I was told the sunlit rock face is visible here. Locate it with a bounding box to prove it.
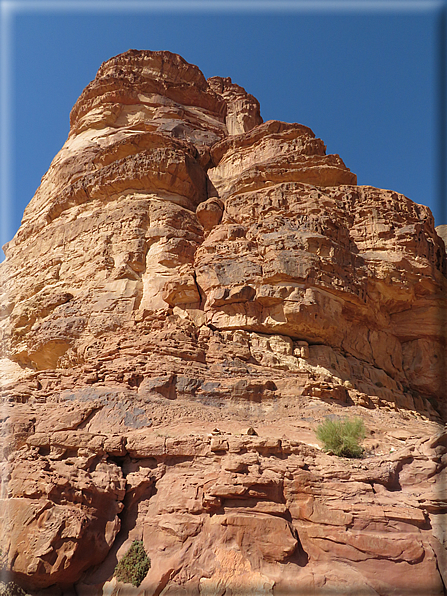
[1,50,446,596]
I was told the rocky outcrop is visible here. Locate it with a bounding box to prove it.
[1,398,446,595]
[0,50,446,595]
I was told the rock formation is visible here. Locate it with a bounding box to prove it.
[0,49,446,595]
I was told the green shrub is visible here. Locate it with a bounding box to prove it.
[114,540,150,587]
[0,582,28,596]
[316,417,366,458]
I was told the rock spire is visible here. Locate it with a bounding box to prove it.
[0,50,446,595]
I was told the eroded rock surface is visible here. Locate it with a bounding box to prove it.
[0,49,446,595]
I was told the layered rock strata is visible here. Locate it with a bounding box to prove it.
[0,49,446,595]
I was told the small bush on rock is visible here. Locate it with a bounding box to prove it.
[114,540,150,587]
[316,417,366,458]
[0,582,28,596]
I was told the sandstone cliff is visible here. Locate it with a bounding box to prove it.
[0,49,446,596]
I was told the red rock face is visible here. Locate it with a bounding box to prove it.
[0,50,446,595]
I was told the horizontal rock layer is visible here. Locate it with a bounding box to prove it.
[1,397,446,595]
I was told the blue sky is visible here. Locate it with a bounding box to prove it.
[1,1,446,259]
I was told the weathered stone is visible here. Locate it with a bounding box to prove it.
[0,49,446,596]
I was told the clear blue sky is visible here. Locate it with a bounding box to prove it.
[1,1,446,260]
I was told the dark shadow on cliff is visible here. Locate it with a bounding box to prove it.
[75,456,156,591]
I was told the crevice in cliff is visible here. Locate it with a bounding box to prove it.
[385,456,412,492]
[434,549,447,595]
[192,269,206,311]
[283,510,309,567]
[77,453,156,591]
